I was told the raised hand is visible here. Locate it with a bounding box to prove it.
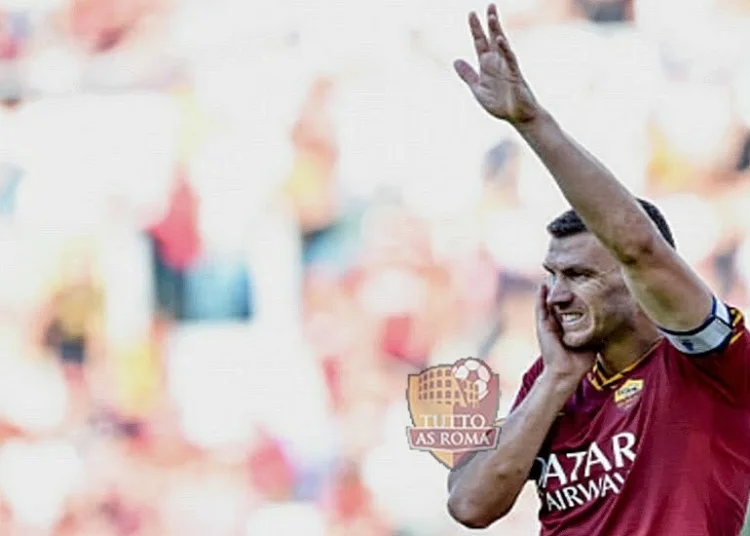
[454,4,539,124]
[535,284,596,388]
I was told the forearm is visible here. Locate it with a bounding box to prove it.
[515,108,657,262]
[447,371,574,528]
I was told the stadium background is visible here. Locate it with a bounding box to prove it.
[0,0,750,534]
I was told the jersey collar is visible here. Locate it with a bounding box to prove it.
[587,337,663,391]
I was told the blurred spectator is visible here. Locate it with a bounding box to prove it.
[147,168,201,321]
[36,240,105,375]
[64,0,163,53]
[284,76,340,236]
[247,429,296,502]
[575,0,634,22]
[352,200,453,370]
[321,460,391,536]
[0,9,28,61]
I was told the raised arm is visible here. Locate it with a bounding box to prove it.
[454,4,713,333]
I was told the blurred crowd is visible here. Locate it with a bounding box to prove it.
[1,0,750,534]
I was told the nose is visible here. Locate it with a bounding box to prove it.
[546,279,574,309]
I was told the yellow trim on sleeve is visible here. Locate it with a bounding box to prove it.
[730,331,744,346]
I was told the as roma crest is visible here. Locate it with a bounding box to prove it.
[614,378,644,411]
[406,358,501,469]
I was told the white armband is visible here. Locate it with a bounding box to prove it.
[658,297,733,355]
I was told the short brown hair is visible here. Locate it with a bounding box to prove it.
[546,198,676,249]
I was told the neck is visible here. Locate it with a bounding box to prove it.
[598,315,662,375]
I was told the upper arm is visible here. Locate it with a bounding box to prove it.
[621,233,714,333]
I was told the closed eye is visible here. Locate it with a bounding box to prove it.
[563,268,587,279]
[543,265,596,281]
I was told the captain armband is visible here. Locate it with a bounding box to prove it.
[658,297,734,356]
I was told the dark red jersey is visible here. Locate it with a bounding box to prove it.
[512,304,750,536]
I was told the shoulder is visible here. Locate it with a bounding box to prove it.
[728,305,748,335]
[722,305,748,350]
[660,303,750,404]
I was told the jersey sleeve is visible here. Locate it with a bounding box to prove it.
[508,357,545,413]
[670,302,750,404]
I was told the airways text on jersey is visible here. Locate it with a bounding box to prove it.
[534,432,638,513]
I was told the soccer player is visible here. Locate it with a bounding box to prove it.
[446,5,750,535]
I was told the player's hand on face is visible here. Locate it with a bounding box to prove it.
[454,4,539,124]
[535,284,596,388]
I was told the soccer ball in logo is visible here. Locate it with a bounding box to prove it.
[452,358,491,401]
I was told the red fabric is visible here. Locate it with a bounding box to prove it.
[148,174,201,271]
[321,355,343,412]
[247,435,296,500]
[324,466,372,522]
[332,480,369,521]
[379,314,429,369]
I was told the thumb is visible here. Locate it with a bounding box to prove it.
[454,59,479,87]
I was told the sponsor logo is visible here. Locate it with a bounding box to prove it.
[406,358,501,469]
[535,432,638,513]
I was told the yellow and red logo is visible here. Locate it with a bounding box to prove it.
[614,378,644,410]
[406,358,501,469]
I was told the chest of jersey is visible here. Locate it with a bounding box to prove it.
[531,354,675,518]
[528,325,750,535]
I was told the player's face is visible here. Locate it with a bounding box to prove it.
[543,233,638,350]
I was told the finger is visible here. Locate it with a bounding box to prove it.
[453,59,479,87]
[487,4,504,44]
[536,284,549,322]
[468,11,490,58]
[496,36,522,77]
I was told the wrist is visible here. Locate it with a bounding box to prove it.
[536,368,582,398]
[511,105,554,135]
